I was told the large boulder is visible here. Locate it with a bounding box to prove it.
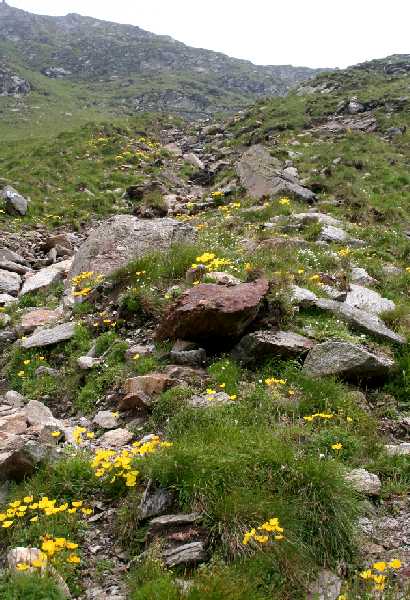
[232,330,315,364]
[68,216,196,280]
[1,185,28,216]
[314,298,405,344]
[156,279,269,343]
[236,145,315,201]
[303,341,396,379]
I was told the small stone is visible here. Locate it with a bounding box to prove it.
[1,185,28,216]
[4,391,25,408]
[0,269,21,295]
[162,541,206,568]
[139,483,174,520]
[188,391,233,408]
[206,271,241,286]
[77,356,102,370]
[120,374,175,410]
[93,411,118,430]
[345,468,381,495]
[98,428,133,447]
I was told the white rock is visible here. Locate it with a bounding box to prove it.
[344,284,395,315]
[24,400,61,428]
[0,269,21,295]
[93,411,118,430]
[385,443,410,456]
[345,468,381,495]
[99,428,133,447]
[351,267,378,286]
[20,259,72,296]
[77,356,102,370]
[290,285,318,306]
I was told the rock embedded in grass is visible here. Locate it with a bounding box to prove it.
[0,269,21,295]
[232,330,315,364]
[303,341,396,379]
[345,468,382,495]
[1,185,28,216]
[156,279,269,343]
[20,321,77,349]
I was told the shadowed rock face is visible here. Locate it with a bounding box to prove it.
[232,330,315,364]
[156,279,269,343]
[68,215,196,280]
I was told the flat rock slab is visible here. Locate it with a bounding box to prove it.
[314,298,405,344]
[318,225,364,246]
[236,144,315,201]
[290,285,318,307]
[0,269,21,295]
[344,284,395,315]
[351,267,378,286]
[0,293,18,306]
[303,341,396,379]
[345,468,381,495]
[290,212,343,228]
[139,485,174,520]
[68,215,196,279]
[162,541,206,568]
[156,279,269,342]
[21,321,76,349]
[20,308,62,334]
[385,443,410,456]
[20,259,72,296]
[232,330,315,364]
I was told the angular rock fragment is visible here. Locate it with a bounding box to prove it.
[98,428,133,448]
[1,185,28,216]
[21,321,76,349]
[156,279,269,342]
[344,284,395,315]
[345,468,381,495]
[303,341,396,379]
[232,330,315,364]
[314,298,405,344]
[0,269,21,295]
[19,308,62,334]
[20,259,72,296]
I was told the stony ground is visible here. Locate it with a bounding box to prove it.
[0,58,410,599]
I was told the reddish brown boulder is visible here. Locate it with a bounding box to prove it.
[120,374,175,410]
[156,279,269,342]
[20,308,62,334]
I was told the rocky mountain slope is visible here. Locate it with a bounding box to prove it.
[0,1,324,135]
[0,56,410,598]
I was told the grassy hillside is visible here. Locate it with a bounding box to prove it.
[0,56,410,599]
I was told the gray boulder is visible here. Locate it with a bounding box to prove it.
[236,145,315,201]
[232,330,315,364]
[1,186,28,216]
[318,225,364,246]
[345,468,381,495]
[21,321,76,349]
[351,267,378,286]
[68,216,196,280]
[314,298,405,344]
[0,269,21,295]
[303,341,396,379]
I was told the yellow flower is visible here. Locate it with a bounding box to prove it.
[229,395,237,400]
[331,443,343,451]
[16,563,29,571]
[359,569,373,580]
[86,432,95,439]
[24,496,33,504]
[206,389,216,395]
[219,383,226,389]
[278,197,290,205]
[66,542,79,550]
[373,561,386,572]
[51,431,61,437]
[372,574,386,584]
[388,559,402,569]
[254,535,269,543]
[30,516,39,523]
[32,559,45,568]
[81,508,93,516]
[23,359,31,365]
[2,521,13,528]
[132,354,140,360]
[71,501,83,508]
[67,554,81,564]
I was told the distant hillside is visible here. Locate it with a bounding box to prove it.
[0,1,328,139]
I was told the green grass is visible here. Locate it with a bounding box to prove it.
[0,573,65,600]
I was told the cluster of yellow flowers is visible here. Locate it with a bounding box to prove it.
[16,355,45,379]
[92,311,117,330]
[338,247,351,258]
[211,191,224,198]
[0,497,92,530]
[359,559,402,592]
[72,426,95,445]
[304,412,353,423]
[192,252,232,272]
[265,377,287,386]
[206,386,237,401]
[16,536,81,572]
[91,436,173,488]
[243,517,285,545]
[278,197,291,205]
[72,271,103,298]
